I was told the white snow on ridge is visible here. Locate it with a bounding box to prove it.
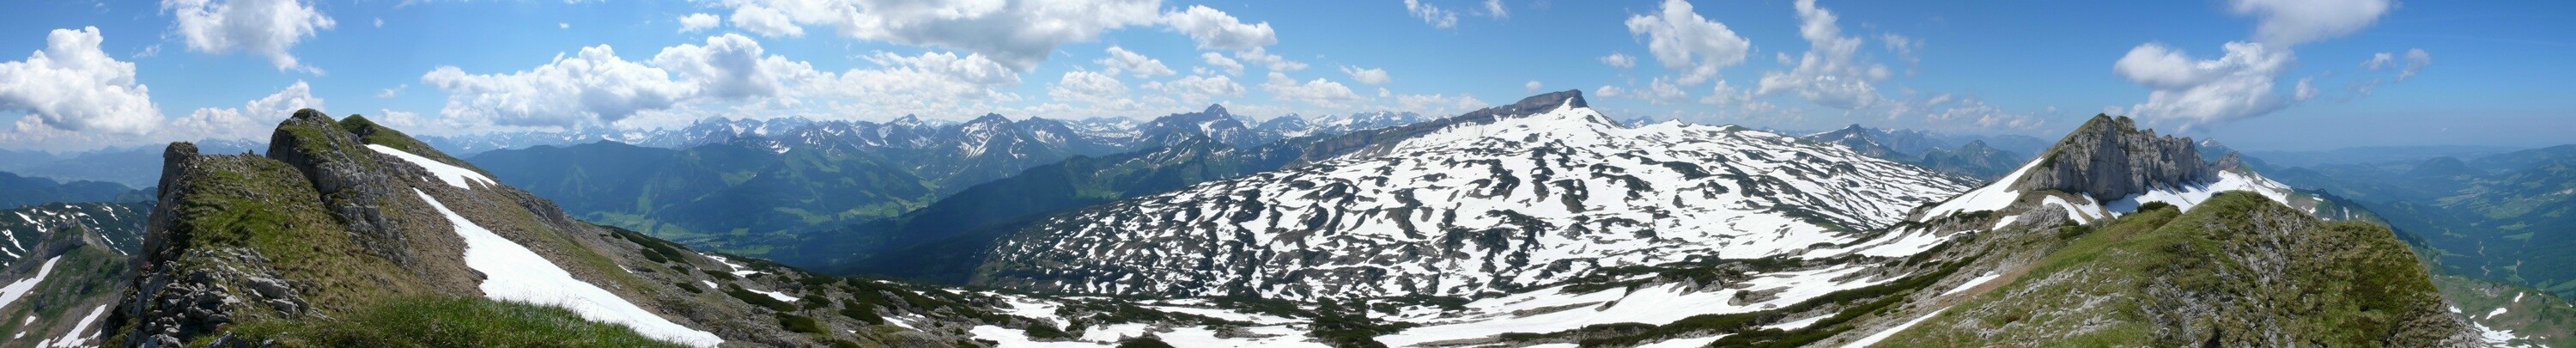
[2041,195,2099,223]
[2103,171,2293,214]
[0,256,63,310]
[411,189,723,347]
[1917,158,2044,220]
[368,144,496,189]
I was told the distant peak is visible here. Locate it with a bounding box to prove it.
[2016,113,2218,201]
[969,113,1011,123]
[1203,104,1229,115]
[1511,89,1587,112]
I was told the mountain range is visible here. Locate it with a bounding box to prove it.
[0,89,2543,347]
[465,106,1425,259]
[1800,125,2044,180]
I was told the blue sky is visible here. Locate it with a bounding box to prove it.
[0,0,2569,152]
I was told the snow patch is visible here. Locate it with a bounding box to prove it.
[412,189,722,347]
[38,304,107,348]
[1918,159,2044,219]
[705,255,762,277]
[368,144,496,189]
[1840,306,1949,348]
[2103,171,2292,214]
[0,256,63,309]
[1942,273,2002,296]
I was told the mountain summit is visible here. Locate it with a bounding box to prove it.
[969,90,1971,301]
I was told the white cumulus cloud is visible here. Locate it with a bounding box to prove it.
[1599,52,1636,69]
[2231,0,2392,46]
[421,45,696,128]
[1098,46,1175,78]
[1341,66,1391,85]
[1755,0,1890,110]
[650,34,797,100]
[1625,0,1751,85]
[729,4,802,37]
[1525,80,1541,92]
[1261,71,1362,107]
[1201,52,1243,76]
[1234,46,1305,71]
[1144,74,1243,106]
[0,27,162,137]
[178,80,323,141]
[1163,5,1276,50]
[678,13,721,33]
[713,0,1163,70]
[162,0,337,73]
[1048,70,1129,105]
[1404,0,1459,28]
[2114,41,2293,124]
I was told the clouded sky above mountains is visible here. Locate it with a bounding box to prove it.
[0,0,2567,152]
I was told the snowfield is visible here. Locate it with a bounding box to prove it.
[1378,265,1893,346]
[411,189,723,347]
[988,100,1968,301]
[0,256,61,309]
[2102,170,2294,214]
[369,144,496,189]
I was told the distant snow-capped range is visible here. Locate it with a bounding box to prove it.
[415,107,1431,156]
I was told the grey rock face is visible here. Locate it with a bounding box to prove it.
[2012,115,2217,201]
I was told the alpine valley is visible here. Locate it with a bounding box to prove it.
[0,89,2545,347]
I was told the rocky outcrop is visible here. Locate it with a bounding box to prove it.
[264,110,422,267]
[2012,115,2218,201]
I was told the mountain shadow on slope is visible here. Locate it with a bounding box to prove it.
[800,137,1311,283]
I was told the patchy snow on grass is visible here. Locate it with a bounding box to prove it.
[1942,272,2002,296]
[413,189,722,347]
[1637,334,1728,348]
[368,144,495,189]
[2470,318,2537,348]
[1380,266,1887,347]
[0,256,62,309]
[1840,305,1950,348]
[1157,325,1329,347]
[2488,307,2509,319]
[745,287,798,302]
[36,304,107,348]
[1077,323,1154,342]
[967,326,1108,347]
[703,254,762,277]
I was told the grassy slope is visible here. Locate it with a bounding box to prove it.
[229,296,685,347]
[1880,192,2464,346]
